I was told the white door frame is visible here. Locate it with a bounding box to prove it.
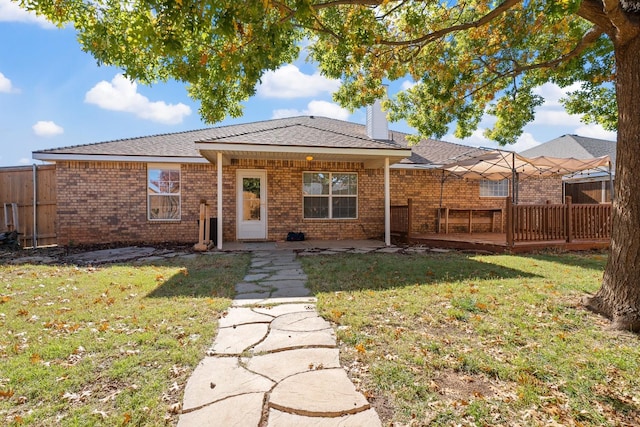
[236,169,267,240]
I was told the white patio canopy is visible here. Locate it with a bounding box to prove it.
[439,149,612,203]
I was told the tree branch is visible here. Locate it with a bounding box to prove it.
[462,26,605,101]
[511,26,605,73]
[375,0,522,47]
[578,0,639,44]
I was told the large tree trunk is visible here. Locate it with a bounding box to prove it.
[583,34,640,332]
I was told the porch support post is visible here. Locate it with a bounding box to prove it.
[217,152,223,250]
[384,157,391,246]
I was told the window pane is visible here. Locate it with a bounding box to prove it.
[149,168,180,194]
[332,197,357,218]
[480,179,508,197]
[304,197,329,218]
[149,195,180,220]
[332,173,357,195]
[242,178,261,221]
[303,173,329,195]
[148,165,180,220]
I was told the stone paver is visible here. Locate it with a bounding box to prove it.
[268,408,382,427]
[244,348,341,382]
[178,392,265,427]
[269,369,370,416]
[181,357,274,410]
[178,248,382,427]
[208,323,269,355]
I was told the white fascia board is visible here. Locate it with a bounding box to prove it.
[32,153,209,164]
[195,142,412,158]
[391,163,442,170]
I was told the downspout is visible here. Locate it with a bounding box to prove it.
[217,152,223,250]
[438,169,446,233]
[384,157,391,246]
[32,164,37,248]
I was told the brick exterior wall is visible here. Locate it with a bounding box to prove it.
[518,176,563,204]
[55,161,216,245]
[54,160,563,245]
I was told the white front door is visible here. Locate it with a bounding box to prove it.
[237,170,267,240]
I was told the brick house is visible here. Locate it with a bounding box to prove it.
[32,108,562,248]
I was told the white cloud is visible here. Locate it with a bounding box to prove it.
[258,64,340,99]
[32,120,64,137]
[574,124,617,140]
[401,80,416,91]
[533,82,581,107]
[18,157,31,165]
[532,108,584,127]
[446,128,542,153]
[85,74,191,125]
[0,72,16,93]
[0,0,55,28]
[272,100,350,121]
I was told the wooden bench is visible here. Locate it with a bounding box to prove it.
[437,207,503,234]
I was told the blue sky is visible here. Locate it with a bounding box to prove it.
[0,0,617,167]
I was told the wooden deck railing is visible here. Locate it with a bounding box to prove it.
[391,197,611,248]
[507,197,611,245]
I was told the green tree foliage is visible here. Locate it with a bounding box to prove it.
[17,0,617,141]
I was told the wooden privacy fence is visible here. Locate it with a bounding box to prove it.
[0,165,57,247]
[506,197,612,245]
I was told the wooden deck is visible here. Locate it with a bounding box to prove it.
[391,198,611,254]
[406,232,610,253]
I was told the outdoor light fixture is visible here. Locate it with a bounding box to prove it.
[306,155,314,161]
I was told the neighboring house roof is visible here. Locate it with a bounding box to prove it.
[32,116,479,167]
[521,134,617,167]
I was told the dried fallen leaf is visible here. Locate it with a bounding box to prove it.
[168,402,182,414]
[0,389,14,399]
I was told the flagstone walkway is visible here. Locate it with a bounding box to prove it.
[177,250,381,426]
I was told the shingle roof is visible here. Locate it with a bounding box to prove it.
[521,134,616,167]
[33,116,479,165]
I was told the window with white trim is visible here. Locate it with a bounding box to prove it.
[148,164,181,220]
[479,179,509,198]
[303,172,357,219]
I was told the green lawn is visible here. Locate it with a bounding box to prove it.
[302,251,640,426]
[0,253,249,426]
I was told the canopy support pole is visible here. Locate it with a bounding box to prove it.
[608,160,614,202]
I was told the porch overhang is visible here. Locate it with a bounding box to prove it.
[195,142,411,169]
